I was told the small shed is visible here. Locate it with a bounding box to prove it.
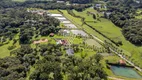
[95,4,102,9]
[49,33,54,37]
[57,1,65,3]
[119,60,126,65]
[66,48,74,55]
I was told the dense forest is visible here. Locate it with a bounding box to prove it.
[107,0,142,45]
[0,8,60,45]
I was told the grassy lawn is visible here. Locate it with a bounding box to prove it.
[0,40,20,58]
[0,34,20,58]
[0,43,11,58]
[48,10,61,14]
[85,39,102,48]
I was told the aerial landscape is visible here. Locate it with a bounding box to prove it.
[0,0,142,80]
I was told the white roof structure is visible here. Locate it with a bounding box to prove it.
[63,30,70,33]
[66,48,74,55]
[55,17,67,20]
[49,14,63,17]
[62,21,71,24]
[71,30,88,36]
[64,24,77,28]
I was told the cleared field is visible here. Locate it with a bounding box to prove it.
[0,43,10,58]
[87,18,123,42]
[85,39,102,48]
[0,34,20,58]
[71,30,88,37]
[72,8,103,21]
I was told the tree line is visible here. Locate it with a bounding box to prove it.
[0,0,92,12]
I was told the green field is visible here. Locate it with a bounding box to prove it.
[48,10,61,14]
[69,8,142,67]
[135,9,142,19]
[0,34,20,58]
[0,43,11,58]
[85,39,102,48]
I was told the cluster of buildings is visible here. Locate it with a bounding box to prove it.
[28,9,89,55]
[47,13,89,55]
[47,13,88,37]
[27,9,48,16]
[95,4,107,10]
[48,13,77,28]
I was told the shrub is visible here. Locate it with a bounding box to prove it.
[8,45,16,50]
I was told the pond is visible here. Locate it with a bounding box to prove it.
[111,65,142,79]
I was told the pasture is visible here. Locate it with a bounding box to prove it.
[73,8,142,66]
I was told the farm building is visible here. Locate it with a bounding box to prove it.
[66,48,74,55]
[49,33,54,37]
[59,30,70,36]
[64,24,77,28]
[27,9,47,16]
[55,17,67,21]
[95,4,102,9]
[57,1,65,3]
[71,30,88,36]
[48,14,63,17]
[119,60,126,65]
[56,39,68,45]
[62,21,71,24]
